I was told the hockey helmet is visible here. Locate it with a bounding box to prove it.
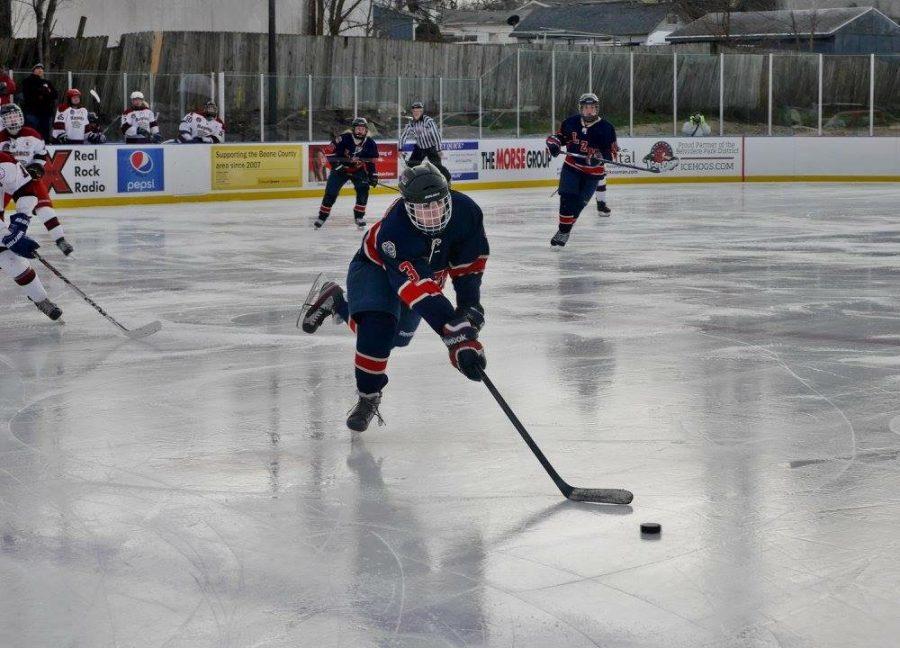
[0,103,25,134]
[130,90,145,107]
[410,101,424,110]
[578,93,600,122]
[351,117,368,138]
[204,100,218,117]
[399,161,452,235]
[66,88,82,104]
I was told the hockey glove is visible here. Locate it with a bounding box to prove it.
[368,173,378,188]
[25,163,44,180]
[55,133,68,144]
[610,141,620,160]
[136,127,152,139]
[442,316,486,382]
[545,135,562,157]
[151,133,163,144]
[2,213,39,258]
[454,304,485,332]
[86,132,106,144]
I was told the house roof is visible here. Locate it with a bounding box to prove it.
[440,9,518,27]
[511,1,670,39]
[666,7,887,42]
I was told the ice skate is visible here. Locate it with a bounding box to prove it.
[346,392,383,432]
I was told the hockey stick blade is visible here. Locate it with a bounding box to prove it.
[479,368,633,505]
[565,487,634,505]
[125,320,162,339]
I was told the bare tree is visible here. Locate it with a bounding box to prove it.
[307,0,370,35]
[0,0,12,38]
[15,0,62,63]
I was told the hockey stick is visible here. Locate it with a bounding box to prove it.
[478,368,633,505]
[565,152,660,174]
[34,253,162,339]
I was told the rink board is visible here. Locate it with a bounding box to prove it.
[38,136,899,209]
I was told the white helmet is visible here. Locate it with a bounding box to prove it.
[130,91,145,102]
[0,103,25,134]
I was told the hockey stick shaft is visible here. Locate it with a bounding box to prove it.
[478,368,633,504]
[35,253,129,332]
[565,152,660,173]
[478,368,573,497]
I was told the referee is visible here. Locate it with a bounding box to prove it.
[399,101,452,184]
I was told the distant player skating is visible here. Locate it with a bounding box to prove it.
[314,118,378,229]
[545,93,619,246]
[301,161,488,432]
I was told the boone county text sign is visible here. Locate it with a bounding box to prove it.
[211,145,303,191]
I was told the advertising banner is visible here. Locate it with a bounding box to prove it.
[45,146,115,197]
[117,148,165,193]
[211,145,303,191]
[400,141,479,181]
[308,142,398,185]
[478,139,563,181]
[608,138,742,178]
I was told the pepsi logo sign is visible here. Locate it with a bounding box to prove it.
[129,151,154,174]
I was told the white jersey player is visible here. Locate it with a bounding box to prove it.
[0,103,73,256]
[178,101,225,143]
[121,91,161,144]
[52,89,105,144]
[0,150,63,320]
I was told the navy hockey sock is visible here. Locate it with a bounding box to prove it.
[354,311,397,395]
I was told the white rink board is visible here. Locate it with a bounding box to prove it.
[40,137,899,207]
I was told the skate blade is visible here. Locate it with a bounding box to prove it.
[297,272,327,328]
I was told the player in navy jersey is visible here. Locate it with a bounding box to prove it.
[301,161,489,432]
[315,118,379,229]
[545,93,619,247]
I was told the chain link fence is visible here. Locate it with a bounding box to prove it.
[15,51,899,143]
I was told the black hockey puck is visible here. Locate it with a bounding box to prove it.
[640,522,661,535]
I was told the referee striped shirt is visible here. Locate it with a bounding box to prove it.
[400,115,442,150]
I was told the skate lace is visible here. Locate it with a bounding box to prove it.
[348,398,385,427]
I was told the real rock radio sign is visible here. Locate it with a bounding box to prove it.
[479,139,562,181]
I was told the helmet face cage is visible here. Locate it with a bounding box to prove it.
[405,194,452,235]
[204,101,218,117]
[67,89,81,104]
[1,105,24,133]
[579,93,599,121]
[351,118,368,138]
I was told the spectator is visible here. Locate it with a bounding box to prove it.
[0,65,16,105]
[682,113,711,137]
[21,63,58,141]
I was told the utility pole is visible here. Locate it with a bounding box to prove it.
[267,0,277,139]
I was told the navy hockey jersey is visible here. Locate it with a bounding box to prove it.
[556,115,617,175]
[329,132,378,176]
[356,190,489,333]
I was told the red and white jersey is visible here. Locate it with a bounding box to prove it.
[0,151,36,235]
[121,106,159,140]
[53,105,92,142]
[179,111,225,143]
[0,127,49,167]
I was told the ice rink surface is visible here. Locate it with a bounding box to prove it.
[2,183,899,647]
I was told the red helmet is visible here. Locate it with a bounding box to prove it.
[66,88,82,104]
